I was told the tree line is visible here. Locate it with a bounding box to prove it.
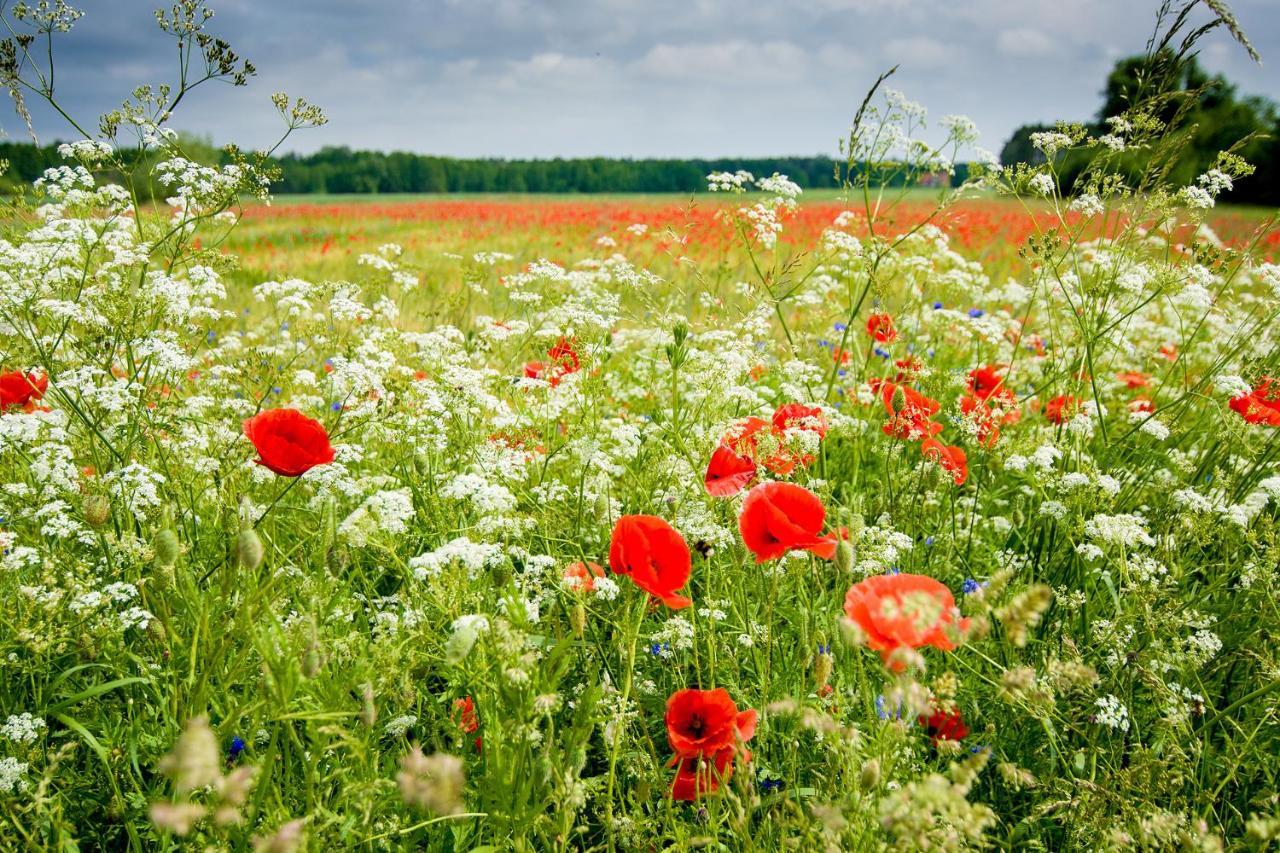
[0,52,1274,203]
[1001,52,1278,206]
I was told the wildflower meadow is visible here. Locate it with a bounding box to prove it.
[1,1,1280,850]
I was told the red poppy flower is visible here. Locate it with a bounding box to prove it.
[1129,396,1155,414]
[959,396,1001,447]
[665,687,757,759]
[866,313,897,343]
[0,371,48,412]
[894,355,924,382]
[921,438,968,485]
[722,416,771,456]
[563,561,605,592]
[873,379,943,441]
[1043,394,1080,425]
[768,402,828,473]
[608,515,693,609]
[670,748,736,801]
[242,408,336,477]
[453,696,479,734]
[738,482,840,563]
[771,403,828,439]
[1116,371,1151,389]
[843,573,968,670]
[966,364,1006,400]
[919,707,968,743]
[1230,379,1280,426]
[704,443,758,497]
[524,337,581,387]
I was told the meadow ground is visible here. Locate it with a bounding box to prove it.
[6,167,1280,852]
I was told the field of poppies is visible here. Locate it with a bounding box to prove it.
[5,2,1280,851]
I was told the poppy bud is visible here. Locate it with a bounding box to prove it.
[570,602,586,638]
[594,491,611,523]
[148,620,167,643]
[83,494,110,527]
[235,527,264,571]
[444,622,480,666]
[154,527,180,568]
[859,757,880,790]
[360,683,377,727]
[890,385,907,414]
[834,539,855,573]
[414,452,430,476]
[302,638,322,679]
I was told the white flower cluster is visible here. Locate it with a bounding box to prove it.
[1094,694,1131,732]
[0,713,45,744]
[339,489,416,547]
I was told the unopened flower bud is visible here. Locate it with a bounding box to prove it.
[235,527,264,571]
[834,539,855,573]
[860,757,881,790]
[154,527,180,568]
[83,494,110,527]
[360,683,377,727]
[890,385,907,413]
[301,638,322,679]
[570,602,586,638]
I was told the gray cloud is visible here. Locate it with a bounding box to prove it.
[8,0,1279,158]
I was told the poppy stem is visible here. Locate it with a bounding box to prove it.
[603,595,644,851]
[254,476,302,527]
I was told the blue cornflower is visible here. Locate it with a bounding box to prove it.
[228,736,246,761]
[962,578,984,595]
[876,694,903,721]
[833,322,847,332]
[924,536,935,547]
[759,777,784,793]
[932,301,943,309]
[206,330,217,343]
[968,308,985,318]
[817,643,831,655]
[330,401,342,412]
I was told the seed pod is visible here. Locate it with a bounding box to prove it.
[83,494,110,527]
[154,527,180,568]
[569,602,586,639]
[235,527,264,571]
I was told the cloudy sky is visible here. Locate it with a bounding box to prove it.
[12,0,1280,159]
